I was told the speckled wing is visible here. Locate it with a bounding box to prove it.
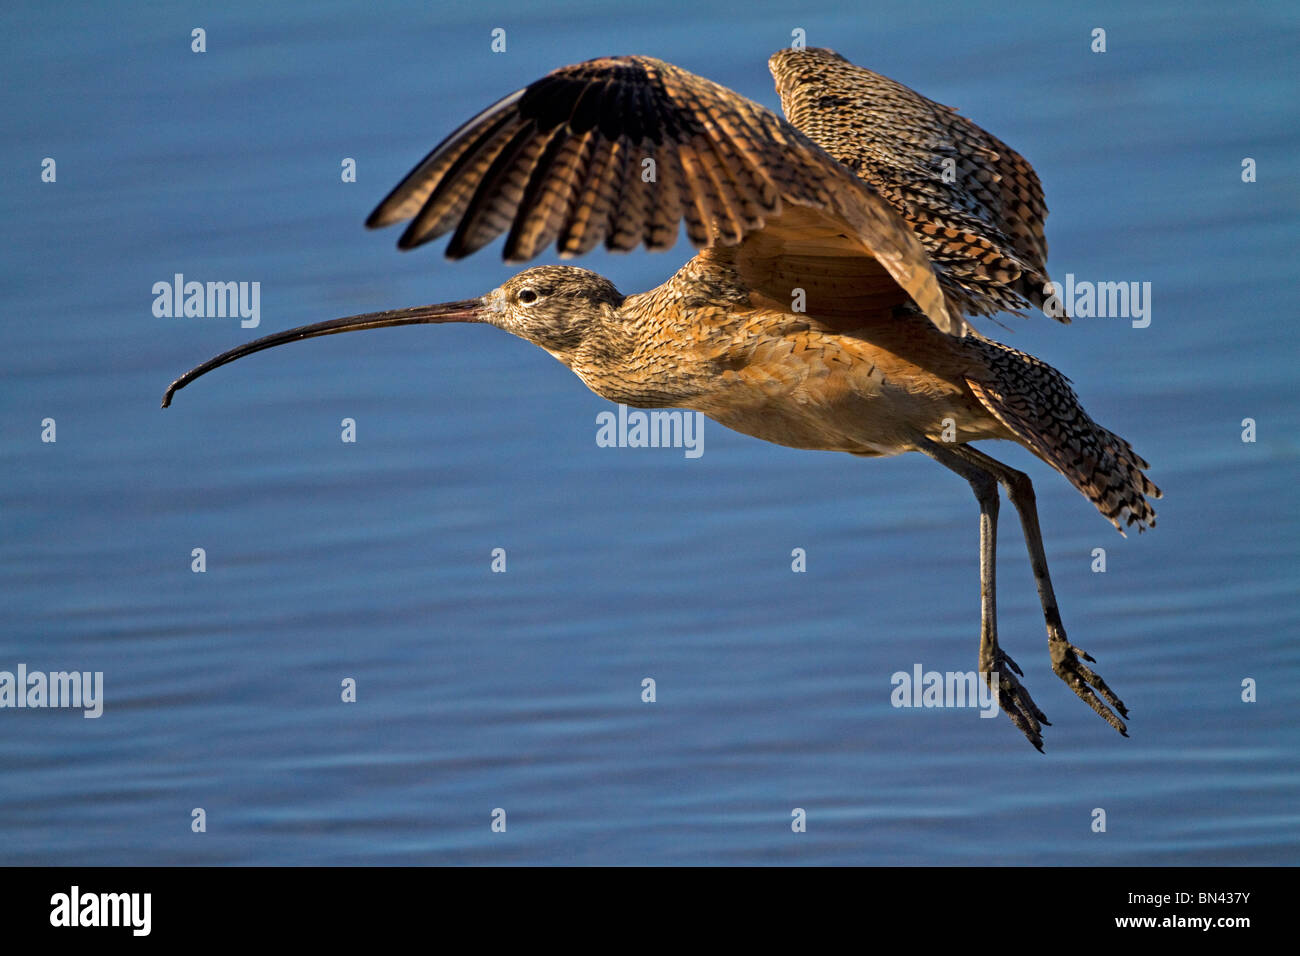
[770,47,1060,321]
[366,55,961,334]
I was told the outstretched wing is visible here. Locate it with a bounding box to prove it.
[366,55,962,334]
[770,47,1060,321]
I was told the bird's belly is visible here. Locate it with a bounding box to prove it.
[705,406,879,452]
[696,396,930,456]
[689,349,998,456]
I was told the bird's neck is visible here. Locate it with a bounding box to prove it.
[560,295,707,409]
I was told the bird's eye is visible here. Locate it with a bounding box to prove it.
[518,289,538,304]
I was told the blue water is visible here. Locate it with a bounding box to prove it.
[2,0,1297,864]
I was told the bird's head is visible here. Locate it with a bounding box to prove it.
[484,266,624,360]
[160,265,624,407]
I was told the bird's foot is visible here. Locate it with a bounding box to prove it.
[987,648,1050,752]
[1050,637,1129,736]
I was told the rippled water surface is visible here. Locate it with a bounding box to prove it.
[2,0,1297,864]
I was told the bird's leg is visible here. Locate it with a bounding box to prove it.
[917,440,1046,749]
[950,445,1129,737]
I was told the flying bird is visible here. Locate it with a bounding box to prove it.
[163,48,1161,750]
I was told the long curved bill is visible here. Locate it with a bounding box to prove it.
[161,299,485,407]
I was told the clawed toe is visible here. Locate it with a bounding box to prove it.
[1050,638,1129,735]
[996,647,1025,678]
[988,653,1050,751]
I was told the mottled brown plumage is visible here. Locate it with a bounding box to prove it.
[770,48,1056,319]
[164,48,1162,750]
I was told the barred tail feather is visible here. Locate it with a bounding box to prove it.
[967,340,1161,534]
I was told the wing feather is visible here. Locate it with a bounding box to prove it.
[366,54,960,334]
[367,90,524,231]
[770,47,1061,320]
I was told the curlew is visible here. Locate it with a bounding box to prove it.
[163,48,1161,749]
